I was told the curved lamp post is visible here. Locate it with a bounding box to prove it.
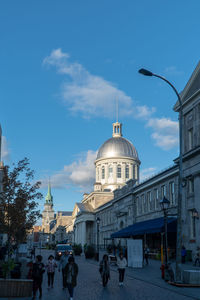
[96,217,100,261]
[74,225,76,245]
[160,196,170,269]
[139,68,183,282]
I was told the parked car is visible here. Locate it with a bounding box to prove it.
[55,244,73,260]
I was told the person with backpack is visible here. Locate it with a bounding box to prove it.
[64,255,78,300]
[32,255,45,299]
[46,255,57,289]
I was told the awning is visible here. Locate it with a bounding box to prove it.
[111,217,177,238]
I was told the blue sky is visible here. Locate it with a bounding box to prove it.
[0,1,200,220]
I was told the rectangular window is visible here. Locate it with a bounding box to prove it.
[117,165,121,178]
[143,194,147,213]
[141,194,144,213]
[169,181,175,205]
[125,165,129,179]
[102,167,105,179]
[147,191,154,211]
[188,177,194,194]
[188,128,193,151]
[161,185,166,198]
[108,166,113,178]
[138,196,142,214]
[154,188,159,209]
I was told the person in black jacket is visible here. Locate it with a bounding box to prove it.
[32,255,45,299]
[99,254,110,287]
[64,256,78,300]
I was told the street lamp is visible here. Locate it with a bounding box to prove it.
[96,217,100,261]
[74,225,76,245]
[139,68,183,282]
[160,196,170,268]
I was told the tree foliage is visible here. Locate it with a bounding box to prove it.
[0,158,42,244]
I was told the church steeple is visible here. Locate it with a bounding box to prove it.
[112,122,122,137]
[45,182,53,205]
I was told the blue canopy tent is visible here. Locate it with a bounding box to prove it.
[111,217,177,238]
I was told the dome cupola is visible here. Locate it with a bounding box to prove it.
[96,122,139,161]
[94,122,140,192]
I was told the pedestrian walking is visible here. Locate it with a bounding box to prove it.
[194,246,200,267]
[46,255,57,289]
[64,255,78,300]
[181,245,187,263]
[144,245,150,265]
[117,252,127,286]
[59,250,69,289]
[99,254,110,287]
[31,247,35,260]
[32,255,45,300]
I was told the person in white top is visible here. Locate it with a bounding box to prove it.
[117,252,127,286]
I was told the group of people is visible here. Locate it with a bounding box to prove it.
[99,252,127,287]
[31,251,78,300]
[31,250,127,299]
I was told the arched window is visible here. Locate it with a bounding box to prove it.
[108,165,113,178]
[117,165,121,178]
[102,166,105,179]
[125,165,129,179]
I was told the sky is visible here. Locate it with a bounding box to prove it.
[0,0,200,221]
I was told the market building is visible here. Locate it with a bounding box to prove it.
[71,61,200,256]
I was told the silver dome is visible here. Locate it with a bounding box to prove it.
[96,137,139,160]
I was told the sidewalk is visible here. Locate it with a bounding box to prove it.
[88,251,200,300]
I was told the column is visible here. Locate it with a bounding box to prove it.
[81,221,86,247]
[113,163,117,184]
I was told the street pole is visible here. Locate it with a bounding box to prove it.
[96,217,100,261]
[74,225,76,245]
[164,210,168,267]
[139,69,183,282]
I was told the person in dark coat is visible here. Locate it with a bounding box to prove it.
[181,245,187,263]
[64,255,78,300]
[99,254,110,287]
[32,255,45,299]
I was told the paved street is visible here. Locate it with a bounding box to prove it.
[29,250,199,300]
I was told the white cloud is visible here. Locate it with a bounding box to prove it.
[1,136,10,160]
[135,105,156,120]
[146,118,179,150]
[140,167,157,181]
[41,150,97,192]
[164,66,183,76]
[43,49,179,152]
[43,48,154,120]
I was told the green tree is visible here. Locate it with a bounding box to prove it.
[0,158,42,250]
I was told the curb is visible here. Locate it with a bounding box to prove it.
[168,281,200,288]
